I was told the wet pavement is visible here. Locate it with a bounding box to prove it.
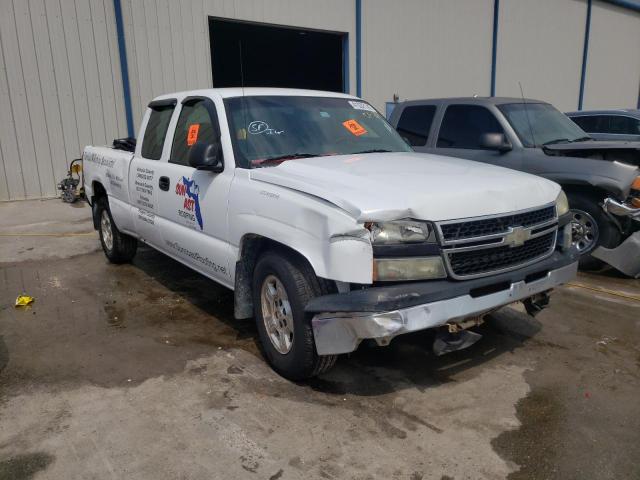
[1,200,639,479]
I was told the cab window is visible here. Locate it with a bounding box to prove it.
[609,116,640,135]
[140,105,175,160]
[170,100,219,166]
[396,105,436,146]
[437,105,504,149]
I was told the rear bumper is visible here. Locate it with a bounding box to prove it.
[308,251,579,355]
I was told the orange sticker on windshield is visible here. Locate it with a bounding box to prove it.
[342,119,367,136]
[187,124,200,146]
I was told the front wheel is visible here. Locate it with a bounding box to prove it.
[567,192,620,270]
[96,198,137,264]
[252,251,337,380]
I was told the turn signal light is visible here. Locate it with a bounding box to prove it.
[632,197,640,208]
[632,176,640,190]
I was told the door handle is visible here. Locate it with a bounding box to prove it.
[159,176,170,191]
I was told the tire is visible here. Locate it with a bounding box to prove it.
[252,251,337,380]
[567,191,621,270]
[96,197,137,264]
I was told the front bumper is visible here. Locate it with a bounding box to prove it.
[308,251,578,355]
[592,231,640,278]
[603,197,640,221]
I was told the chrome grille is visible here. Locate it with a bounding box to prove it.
[447,231,556,277]
[437,204,558,279]
[440,205,556,242]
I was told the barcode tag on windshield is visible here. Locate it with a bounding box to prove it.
[348,100,376,112]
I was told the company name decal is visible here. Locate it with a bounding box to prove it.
[175,176,203,230]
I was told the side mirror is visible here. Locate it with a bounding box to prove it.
[188,141,224,172]
[480,133,512,153]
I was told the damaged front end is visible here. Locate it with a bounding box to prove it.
[595,180,640,278]
[308,252,577,356]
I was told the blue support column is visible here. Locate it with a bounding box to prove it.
[578,0,592,111]
[113,0,135,138]
[355,0,362,98]
[490,0,499,97]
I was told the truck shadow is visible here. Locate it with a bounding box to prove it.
[308,310,542,396]
[132,246,542,395]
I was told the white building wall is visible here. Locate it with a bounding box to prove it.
[361,0,494,112]
[1,0,639,201]
[121,0,357,132]
[496,0,587,112]
[582,1,640,109]
[0,0,127,201]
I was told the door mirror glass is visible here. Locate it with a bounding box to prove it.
[188,141,224,172]
[479,133,512,152]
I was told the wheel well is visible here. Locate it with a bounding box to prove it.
[233,235,317,319]
[561,184,608,203]
[91,182,107,229]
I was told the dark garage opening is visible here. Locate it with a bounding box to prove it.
[209,18,347,93]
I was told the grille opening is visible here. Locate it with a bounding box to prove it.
[469,281,511,298]
[440,205,556,242]
[448,231,555,277]
[525,270,549,283]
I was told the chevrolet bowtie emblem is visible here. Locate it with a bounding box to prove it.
[504,226,531,248]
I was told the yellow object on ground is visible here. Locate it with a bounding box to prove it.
[15,295,35,307]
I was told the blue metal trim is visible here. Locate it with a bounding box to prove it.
[578,0,592,111]
[355,0,362,97]
[490,0,499,97]
[113,0,134,138]
[601,0,640,12]
[342,34,349,94]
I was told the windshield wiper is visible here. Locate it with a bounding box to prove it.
[542,138,570,146]
[251,153,320,167]
[571,136,593,142]
[352,149,394,154]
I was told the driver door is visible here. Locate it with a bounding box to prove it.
[429,104,521,170]
[154,96,234,286]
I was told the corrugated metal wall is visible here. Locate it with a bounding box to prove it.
[0,0,127,201]
[583,1,640,109]
[120,0,356,136]
[361,0,494,112]
[1,0,639,201]
[496,0,587,112]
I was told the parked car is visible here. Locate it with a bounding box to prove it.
[82,88,579,379]
[566,109,640,141]
[389,97,640,276]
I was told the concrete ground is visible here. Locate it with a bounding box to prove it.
[1,199,639,480]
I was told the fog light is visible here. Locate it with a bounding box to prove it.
[373,256,446,281]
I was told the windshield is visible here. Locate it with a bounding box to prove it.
[499,103,590,147]
[224,96,412,168]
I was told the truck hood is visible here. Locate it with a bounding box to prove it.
[542,140,640,167]
[249,152,560,222]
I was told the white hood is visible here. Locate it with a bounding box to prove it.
[249,152,560,222]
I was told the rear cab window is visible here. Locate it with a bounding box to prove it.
[396,105,436,146]
[140,101,176,160]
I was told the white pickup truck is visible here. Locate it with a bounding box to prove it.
[83,88,578,379]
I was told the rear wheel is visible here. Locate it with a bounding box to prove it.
[96,198,137,264]
[252,251,337,380]
[567,192,620,270]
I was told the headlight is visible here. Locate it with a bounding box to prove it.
[556,190,569,216]
[374,256,446,281]
[367,220,435,244]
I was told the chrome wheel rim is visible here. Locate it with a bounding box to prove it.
[570,209,599,253]
[101,210,114,251]
[260,275,294,354]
